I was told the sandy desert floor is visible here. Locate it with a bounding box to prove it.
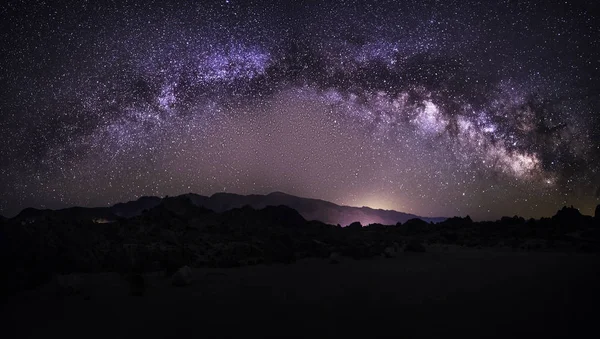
[3,248,600,338]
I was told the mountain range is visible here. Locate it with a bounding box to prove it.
[12,192,446,226]
[3,193,599,297]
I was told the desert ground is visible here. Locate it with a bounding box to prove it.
[4,247,599,338]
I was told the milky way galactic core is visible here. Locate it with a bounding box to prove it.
[1,0,598,219]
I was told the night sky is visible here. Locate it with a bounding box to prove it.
[1,0,599,220]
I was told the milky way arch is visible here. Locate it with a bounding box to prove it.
[1,0,598,219]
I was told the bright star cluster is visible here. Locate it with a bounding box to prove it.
[0,0,598,220]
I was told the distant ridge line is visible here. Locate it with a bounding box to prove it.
[11,191,447,226]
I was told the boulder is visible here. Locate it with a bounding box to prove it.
[329,252,341,264]
[172,266,193,286]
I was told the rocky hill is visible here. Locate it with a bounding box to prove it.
[1,196,599,297]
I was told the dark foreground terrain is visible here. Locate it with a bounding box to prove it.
[4,249,600,338]
[2,195,600,337]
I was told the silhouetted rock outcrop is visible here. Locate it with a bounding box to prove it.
[552,206,583,231]
[441,216,473,229]
[347,221,363,229]
[595,205,600,220]
[402,218,430,234]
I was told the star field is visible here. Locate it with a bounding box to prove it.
[1,0,599,220]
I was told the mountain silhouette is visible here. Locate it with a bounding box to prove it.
[181,191,445,225]
[14,206,117,222]
[111,196,163,217]
[11,191,445,226]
